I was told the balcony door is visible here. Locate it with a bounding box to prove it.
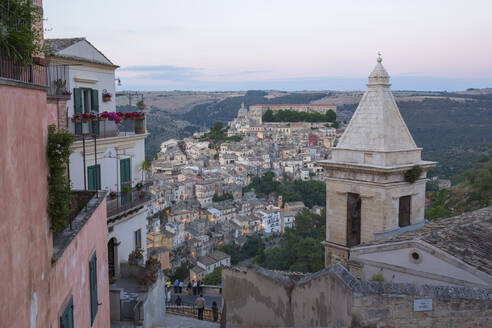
[73,88,99,136]
[120,158,131,205]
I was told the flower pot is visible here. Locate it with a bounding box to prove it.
[82,118,89,123]
[72,118,82,123]
[103,95,111,102]
[135,119,145,134]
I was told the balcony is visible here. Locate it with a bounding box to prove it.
[46,64,70,97]
[107,187,151,221]
[67,115,147,141]
[0,52,46,87]
[52,191,105,262]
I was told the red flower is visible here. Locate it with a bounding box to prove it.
[101,111,109,118]
[82,113,89,118]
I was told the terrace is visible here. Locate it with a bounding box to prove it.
[107,186,152,222]
[52,191,105,262]
[0,52,46,88]
[67,116,147,141]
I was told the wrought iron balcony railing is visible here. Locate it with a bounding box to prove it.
[67,117,146,140]
[107,187,151,219]
[0,52,46,87]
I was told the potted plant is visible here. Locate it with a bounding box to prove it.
[124,112,134,120]
[102,90,112,102]
[128,248,144,266]
[122,185,132,195]
[53,78,67,95]
[89,111,98,120]
[81,113,89,123]
[100,111,109,120]
[136,182,143,191]
[109,191,117,200]
[61,89,72,96]
[72,113,82,123]
[136,100,146,110]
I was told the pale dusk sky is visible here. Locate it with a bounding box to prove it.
[43,0,492,91]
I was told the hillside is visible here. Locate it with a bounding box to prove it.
[426,155,492,219]
[116,88,492,179]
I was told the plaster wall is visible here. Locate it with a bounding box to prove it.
[108,209,148,268]
[69,138,146,192]
[48,197,110,327]
[0,84,51,327]
[222,269,294,327]
[65,65,116,118]
[143,272,166,328]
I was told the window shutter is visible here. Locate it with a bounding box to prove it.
[60,296,74,328]
[91,89,99,112]
[74,88,82,113]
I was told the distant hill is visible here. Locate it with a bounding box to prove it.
[173,90,329,127]
[117,88,492,180]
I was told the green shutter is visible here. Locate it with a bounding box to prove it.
[91,89,99,112]
[74,88,83,134]
[60,296,74,328]
[74,88,82,113]
[87,165,101,190]
[120,158,131,184]
[89,252,98,325]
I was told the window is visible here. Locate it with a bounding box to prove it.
[60,296,74,328]
[399,196,411,227]
[73,88,99,135]
[346,193,361,247]
[89,252,98,325]
[134,229,142,250]
[120,158,132,205]
[87,164,101,191]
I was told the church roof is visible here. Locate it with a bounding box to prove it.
[336,56,417,153]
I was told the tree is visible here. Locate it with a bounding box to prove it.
[203,266,223,285]
[325,109,336,122]
[262,109,274,122]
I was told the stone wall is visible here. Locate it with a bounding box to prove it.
[142,271,166,328]
[222,264,492,328]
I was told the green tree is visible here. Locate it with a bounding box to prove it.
[203,266,223,285]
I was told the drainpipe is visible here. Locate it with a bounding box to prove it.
[94,133,98,198]
[83,134,86,191]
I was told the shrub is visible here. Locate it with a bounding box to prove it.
[370,273,386,282]
[47,125,74,232]
[404,165,422,184]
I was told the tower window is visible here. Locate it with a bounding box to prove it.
[399,196,411,227]
[347,193,361,247]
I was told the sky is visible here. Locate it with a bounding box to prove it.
[43,0,492,91]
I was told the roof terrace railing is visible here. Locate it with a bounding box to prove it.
[0,52,47,87]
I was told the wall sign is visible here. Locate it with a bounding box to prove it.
[413,298,433,311]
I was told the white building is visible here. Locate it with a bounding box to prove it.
[45,38,149,281]
[259,210,281,233]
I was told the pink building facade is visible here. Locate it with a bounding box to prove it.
[0,1,111,326]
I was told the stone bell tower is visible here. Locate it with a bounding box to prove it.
[319,55,436,266]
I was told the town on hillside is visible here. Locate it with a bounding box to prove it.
[2,1,491,328]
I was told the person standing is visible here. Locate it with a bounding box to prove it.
[193,280,197,296]
[195,294,206,320]
[174,279,179,294]
[167,289,172,304]
[179,281,183,294]
[187,280,192,295]
[212,301,219,322]
[200,281,205,294]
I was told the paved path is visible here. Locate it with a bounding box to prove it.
[160,313,220,328]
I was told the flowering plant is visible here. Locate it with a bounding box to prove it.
[107,112,122,124]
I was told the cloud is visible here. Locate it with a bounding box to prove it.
[118,65,201,82]
[116,66,492,92]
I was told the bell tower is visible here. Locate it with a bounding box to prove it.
[320,55,436,266]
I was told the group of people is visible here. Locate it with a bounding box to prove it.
[164,279,219,322]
